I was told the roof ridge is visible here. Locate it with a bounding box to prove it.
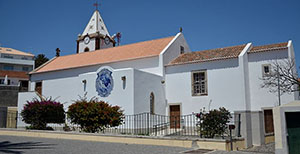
[168,44,246,66]
[192,44,247,53]
[249,42,288,53]
[251,46,288,52]
[252,42,287,48]
[0,47,34,56]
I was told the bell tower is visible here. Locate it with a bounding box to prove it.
[77,5,115,53]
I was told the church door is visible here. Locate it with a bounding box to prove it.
[35,82,42,96]
[170,105,180,128]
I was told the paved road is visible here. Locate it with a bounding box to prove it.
[0,135,274,154]
[0,135,190,154]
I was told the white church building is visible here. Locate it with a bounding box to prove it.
[18,10,298,138]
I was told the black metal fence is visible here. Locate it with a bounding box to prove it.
[103,112,240,138]
[1,111,241,138]
[104,112,199,136]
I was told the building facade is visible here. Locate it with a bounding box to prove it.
[17,10,298,145]
[0,47,34,89]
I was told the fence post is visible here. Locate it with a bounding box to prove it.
[175,117,177,135]
[229,124,235,151]
[147,113,150,135]
[238,114,241,137]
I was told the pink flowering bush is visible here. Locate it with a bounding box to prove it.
[21,98,65,130]
[67,96,124,133]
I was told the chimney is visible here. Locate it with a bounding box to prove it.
[56,48,61,57]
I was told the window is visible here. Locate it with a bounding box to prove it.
[84,47,90,52]
[3,65,14,71]
[22,67,29,71]
[180,46,185,54]
[2,54,13,59]
[262,64,271,76]
[150,92,155,114]
[192,70,207,96]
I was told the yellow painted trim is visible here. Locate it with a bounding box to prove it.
[265,135,275,144]
[0,130,243,151]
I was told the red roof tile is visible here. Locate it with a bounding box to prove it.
[0,71,29,79]
[249,42,288,53]
[32,36,174,74]
[168,44,246,66]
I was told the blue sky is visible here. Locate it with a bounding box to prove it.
[1,0,300,68]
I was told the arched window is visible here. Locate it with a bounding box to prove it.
[84,47,90,52]
[150,92,154,114]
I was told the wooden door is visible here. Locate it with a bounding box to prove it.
[35,82,42,96]
[170,105,180,128]
[264,109,274,133]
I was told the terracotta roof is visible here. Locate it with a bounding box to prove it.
[0,71,29,79]
[0,47,34,57]
[249,42,288,53]
[168,44,246,66]
[32,36,174,74]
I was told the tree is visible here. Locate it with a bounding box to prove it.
[21,98,65,130]
[34,54,49,69]
[196,107,232,138]
[67,95,124,133]
[261,58,299,94]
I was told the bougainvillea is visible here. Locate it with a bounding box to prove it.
[21,98,65,130]
[67,96,124,133]
[196,107,231,138]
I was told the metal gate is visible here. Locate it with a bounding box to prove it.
[286,112,300,154]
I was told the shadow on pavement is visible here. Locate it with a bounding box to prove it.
[0,141,55,154]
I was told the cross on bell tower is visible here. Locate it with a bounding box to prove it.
[76,1,115,53]
[93,2,101,11]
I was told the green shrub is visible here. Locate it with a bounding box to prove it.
[67,96,124,133]
[21,98,65,130]
[196,107,232,138]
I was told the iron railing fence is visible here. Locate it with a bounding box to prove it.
[1,111,241,138]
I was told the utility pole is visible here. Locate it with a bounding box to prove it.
[277,65,281,106]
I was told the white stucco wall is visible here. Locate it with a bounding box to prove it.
[165,58,245,115]
[133,70,166,115]
[78,38,95,53]
[31,67,135,115]
[238,43,252,110]
[17,91,39,127]
[248,49,296,110]
[165,43,298,115]
[159,33,191,77]
[30,56,160,84]
[26,65,167,116]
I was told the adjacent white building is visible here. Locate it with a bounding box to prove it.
[18,10,298,144]
[0,47,34,89]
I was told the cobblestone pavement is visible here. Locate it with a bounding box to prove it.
[183,143,274,154]
[209,151,272,154]
[242,143,274,153]
[202,143,275,154]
